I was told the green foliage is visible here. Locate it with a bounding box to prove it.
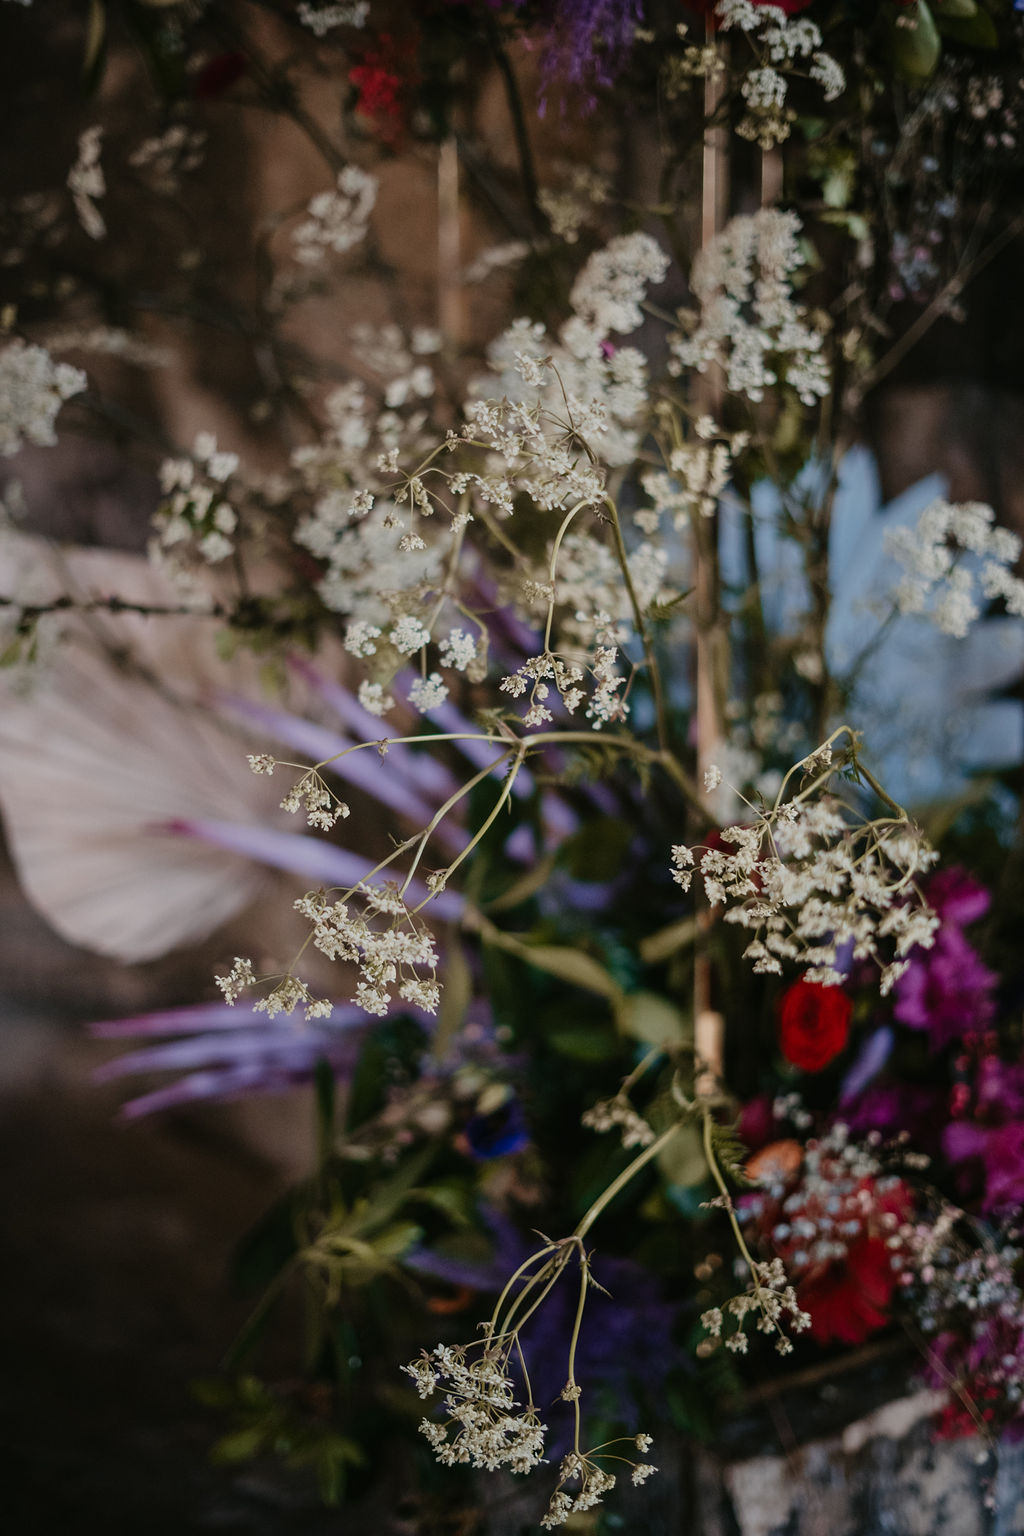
[195,1375,365,1505]
[706,1120,753,1189]
[885,0,942,80]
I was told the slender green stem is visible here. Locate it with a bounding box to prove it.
[602,494,671,754]
[408,750,525,909]
[574,1121,682,1240]
[701,1106,760,1279]
[400,752,512,898]
[565,1261,590,1453]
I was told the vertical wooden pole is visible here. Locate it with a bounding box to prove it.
[438,136,463,353]
[693,52,730,1097]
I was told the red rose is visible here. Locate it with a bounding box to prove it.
[778,979,851,1072]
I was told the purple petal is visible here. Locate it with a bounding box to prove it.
[840,1026,894,1103]
[91,1002,257,1037]
[94,1024,363,1080]
[285,657,460,804]
[152,818,465,920]
[116,1063,317,1117]
[216,691,463,848]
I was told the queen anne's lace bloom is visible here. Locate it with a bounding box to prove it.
[673,751,939,991]
[0,340,86,457]
[884,498,1024,638]
[293,165,377,264]
[404,1345,547,1473]
[670,210,830,405]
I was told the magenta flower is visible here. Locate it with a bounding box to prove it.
[944,1119,1024,1215]
[893,870,996,1050]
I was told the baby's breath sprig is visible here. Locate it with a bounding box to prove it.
[213,955,333,1021]
[409,1123,682,1523]
[697,1104,811,1357]
[247,752,350,830]
[672,727,939,994]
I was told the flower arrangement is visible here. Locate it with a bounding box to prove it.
[2,0,1024,1525]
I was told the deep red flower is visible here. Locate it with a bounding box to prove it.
[798,1236,896,1344]
[193,51,248,101]
[778,979,852,1073]
[348,33,417,146]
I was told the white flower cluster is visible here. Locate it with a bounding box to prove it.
[292,377,445,626]
[403,1345,547,1474]
[581,1094,656,1148]
[293,165,377,264]
[67,125,106,239]
[569,231,670,336]
[278,767,350,830]
[701,1256,811,1356]
[464,239,531,284]
[538,165,610,245]
[350,321,439,409]
[152,431,240,567]
[297,0,369,34]
[129,124,206,196]
[214,955,333,1022]
[0,339,86,457]
[500,637,629,732]
[639,418,750,531]
[715,0,844,149]
[41,324,170,368]
[672,767,939,992]
[884,498,1024,638]
[670,209,830,405]
[295,885,440,1016]
[542,1438,658,1528]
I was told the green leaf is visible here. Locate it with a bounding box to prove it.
[514,943,624,1001]
[639,916,698,965]
[484,852,556,913]
[708,1119,753,1186]
[819,210,872,242]
[406,1178,475,1226]
[82,0,108,92]
[886,0,942,80]
[615,991,690,1050]
[934,0,976,15]
[936,6,998,45]
[368,1220,424,1261]
[557,817,634,883]
[547,1022,620,1062]
[210,1426,268,1465]
[657,1120,708,1190]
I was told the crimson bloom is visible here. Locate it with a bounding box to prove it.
[741,1128,914,1345]
[778,979,852,1072]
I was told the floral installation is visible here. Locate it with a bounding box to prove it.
[2,0,1024,1526]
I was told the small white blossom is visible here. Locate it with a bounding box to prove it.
[670,210,830,405]
[0,340,86,457]
[358,680,395,717]
[215,956,256,1004]
[408,672,448,711]
[67,125,106,239]
[344,620,382,657]
[439,627,478,672]
[293,165,377,264]
[297,0,368,34]
[390,614,430,655]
